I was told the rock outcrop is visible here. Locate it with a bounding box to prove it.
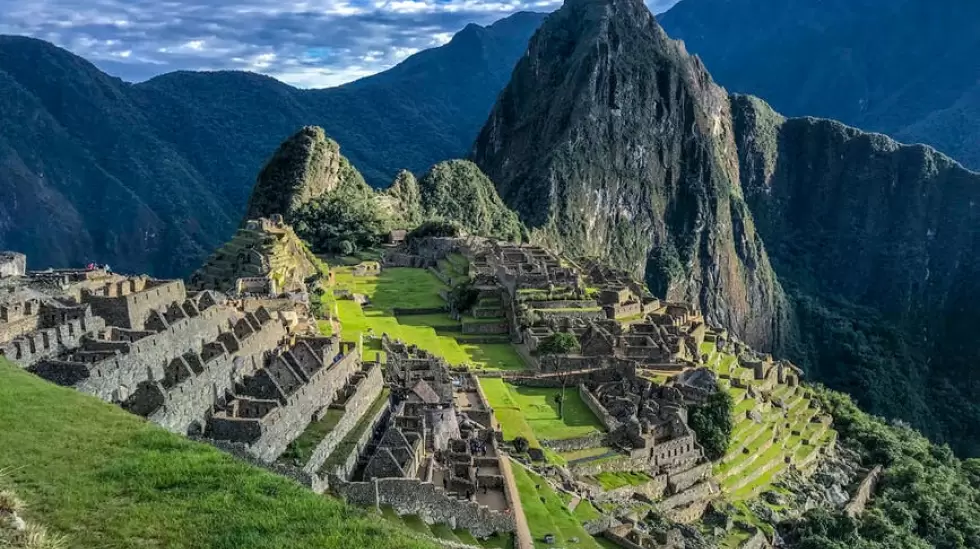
[243,126,364,224]
[732,94,980,453]
[473,0,788,350]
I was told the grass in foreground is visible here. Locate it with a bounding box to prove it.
[0,360,433,549]
[326,267,526,371]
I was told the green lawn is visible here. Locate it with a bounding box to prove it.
[592,472,652,491]
[0,359,434,549]
[510,462,603,549]
[326,267,526,371]
[479,379,605,444]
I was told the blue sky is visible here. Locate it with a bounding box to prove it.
[0,0,681,88]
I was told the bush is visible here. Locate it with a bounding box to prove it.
[537,332,580,356]
[407,220,461,241]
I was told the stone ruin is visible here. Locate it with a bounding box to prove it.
[327,336,519,539]
[0,252,388,473]
[188,217,318,299]
[581,373,718,522]
[0,252,26,279]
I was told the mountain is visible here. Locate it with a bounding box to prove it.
[244,126,365,224]
[659,0,980,170]
[0,11,546,277]
[473,0,980,456]
[473,0,789,351]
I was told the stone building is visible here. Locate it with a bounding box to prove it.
[0,252,26,279]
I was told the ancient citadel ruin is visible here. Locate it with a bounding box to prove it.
[0,222,841,549]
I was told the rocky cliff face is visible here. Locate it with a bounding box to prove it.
[732,95,980,453]
[473,0,788,350]
[243,126,353,223]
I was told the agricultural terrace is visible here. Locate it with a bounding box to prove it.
[510,462,616,549]
[0,359,435,549]
[321,259,526,371]
[697,341,837,502]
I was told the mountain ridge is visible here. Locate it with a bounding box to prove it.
[0,11,546,276]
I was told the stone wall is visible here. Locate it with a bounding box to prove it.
[462,321,509,335]
[0,252,26,278]
[667,462,712,493]
[216,351,364,463]
[579,384,621,431]
[541,432,607,452]
[570,456,649,476]
[534,309,606,322]
[328,394,392,480]
[303,363,384,474]
[526,300,598,310]
[845,465,883,518]
[207,438,329,494]
[146,316,288,434]
[2,312,105,367]
[64,305,238,401]
[332,477,516,538]
[594,475,668,503]
[84,279,187,329]
[657,480,714,511]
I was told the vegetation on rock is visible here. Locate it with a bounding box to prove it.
[418,160,524,243]
[537,332,581,356]
[781,387,980,549]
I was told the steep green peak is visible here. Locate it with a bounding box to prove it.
[418,160,524,243]
[243,126,367,224]
[384,169,423,227]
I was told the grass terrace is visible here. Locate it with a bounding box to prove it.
[0,359,434,549]
[592,471,652,491]
[478,380,605,444]
[511,462,605,548]
[699,340,837,502]
[323,266,526,371]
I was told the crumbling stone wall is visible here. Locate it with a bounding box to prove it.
[71,305,237,401]
[0,252,26,278]
[146,316,288,434]
[2,309,105,367]
[84,279,187,329]
[303,363,384,473]
[214,351,363,463]
[332,477,516,538]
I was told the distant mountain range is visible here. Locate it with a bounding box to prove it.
[0,12,545,276]
[659,0,980,171]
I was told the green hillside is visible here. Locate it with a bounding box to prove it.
[0,358,436,549]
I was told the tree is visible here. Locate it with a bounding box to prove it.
[688,386,734,461]
[537,332,580,356]
[538,332,580,420]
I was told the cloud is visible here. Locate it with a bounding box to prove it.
[0,0,682,88]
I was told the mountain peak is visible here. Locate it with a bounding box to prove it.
[242,126,359,224]
[473,0,785,350]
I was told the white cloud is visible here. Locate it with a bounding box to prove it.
[0,0,683,88]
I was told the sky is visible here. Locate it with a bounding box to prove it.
[0,0,681,88]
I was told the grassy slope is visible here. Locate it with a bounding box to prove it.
[510,463,602,549]
[0,359,435,549]
[326,267,525,370]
